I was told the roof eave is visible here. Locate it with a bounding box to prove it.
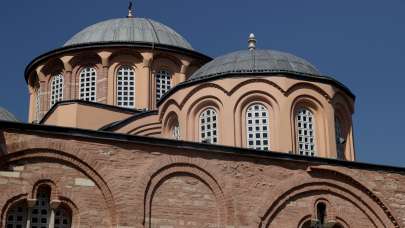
[0,120,404,173]
[157,71,355,106]
[24,41,213,82]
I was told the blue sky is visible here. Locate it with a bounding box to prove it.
[0,0,404,166]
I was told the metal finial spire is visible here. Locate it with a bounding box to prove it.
[248,33,256,51]
[127,1,134,18]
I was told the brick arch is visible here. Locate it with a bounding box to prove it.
[179,83,228,108]
[0,186,81,228]
[257,170,401,228]
[0,194,27,227]
[30,178,60,200]
[332,91,354,114]
[309,166,402,227]
[310,197,337,221]
[228,78,286,95]
[133,156,236,227]
[285,82,332,102]
[232,89,281,149]
[0,148,117,227]
[159,97,181,116]
[59,196,80,228]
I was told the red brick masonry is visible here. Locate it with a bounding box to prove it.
[0,122,404,228]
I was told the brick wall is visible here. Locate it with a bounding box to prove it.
[0,130,404,228]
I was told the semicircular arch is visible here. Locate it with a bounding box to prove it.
[133,156,236,227]
[0,148,117,226]
[257,169,401,228]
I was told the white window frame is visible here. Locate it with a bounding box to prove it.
[116,66,135,108]
[335,117,345,160]
[155,69,172,102]
[246,103,270,150]
[35,88,41,123]
[296,108,316,156]
[79,67,97,102]
[172,124,181,140]
[199,108,218,144]
[50,74,64,107]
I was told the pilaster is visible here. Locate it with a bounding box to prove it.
[139,52,153,110]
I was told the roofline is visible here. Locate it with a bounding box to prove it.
[0,120,404,174]
[99,110,159,131]
[158,71,355,106]
[24,41,213,82]
[39,100,141,124]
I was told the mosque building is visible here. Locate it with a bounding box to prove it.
[0,4,405,228]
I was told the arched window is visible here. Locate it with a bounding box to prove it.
[335,117,345,160]
[246,103,270,150]
[50,74,64,107]
[199,108,218,144]
[54,207,72,228]
[300,220,312,228]
[173,123,181,140]
[116,66,135,108]
[5,186,72,228]
[35,88,41,123]
[316,202,327,225]
[79,67,97,101]
[155,69,172,102]
[296,108,316,156]
[31,187,51,227]
[5,202,26,228]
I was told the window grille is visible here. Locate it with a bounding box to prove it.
[116,66,135,108]
[79,67,97,101]
[156,69,171,102]
[54,207,71,228]
[5,203,26,228]
[246,103,270,150]
[31,190,51,228]
[199,108,218,144]
[5,190,72,228]
[50,74,64,107]
[296,108,316,156]
[35,89,41,123]
[335,117,345,159]
[173,124,180,140]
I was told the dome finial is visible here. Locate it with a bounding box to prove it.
[127,1,134,18]
[248,33,256,51]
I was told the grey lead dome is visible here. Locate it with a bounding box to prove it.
[0,107,18,122]
[64,18,193,50]
[189,49,320,81]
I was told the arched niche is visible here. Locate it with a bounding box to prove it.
[257,169,401,228]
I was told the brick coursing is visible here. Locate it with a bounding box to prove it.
[0,130,404,228]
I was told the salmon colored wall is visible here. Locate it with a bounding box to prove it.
[26,47,355,161]
[158,76,355,160]
[27,47,205,122]
[42,103,133,130]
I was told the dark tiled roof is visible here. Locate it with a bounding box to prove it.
[0,107,18,122]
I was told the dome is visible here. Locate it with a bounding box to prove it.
[64,18,193,50]
[188,49,320,81]
[0,107,18,122]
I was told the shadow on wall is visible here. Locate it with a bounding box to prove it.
[0,132,6,156]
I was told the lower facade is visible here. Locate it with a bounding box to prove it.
[0,123,404,228]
